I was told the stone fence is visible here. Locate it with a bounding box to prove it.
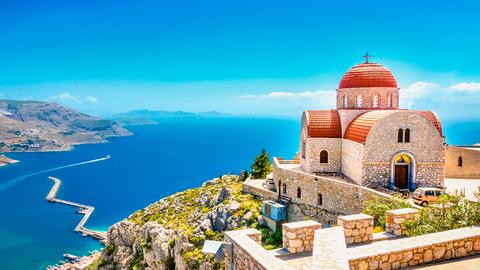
[385,208,420,236]
[337,214,374,245]
[282,220,321,253]
[348,226,480,269]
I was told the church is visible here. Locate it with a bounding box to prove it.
[298,55,444,191]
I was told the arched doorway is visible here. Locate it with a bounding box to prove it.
[390,153,416,190]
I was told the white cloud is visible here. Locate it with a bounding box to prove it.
[400,81,438,108]
[48,92,99,105]
[84,96,99,103]
[239,90,336,116]
[49,92,80,102]
[241,90,335,102]
[448,82,480,93]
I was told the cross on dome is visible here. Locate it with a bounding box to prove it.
[363,52,371,63]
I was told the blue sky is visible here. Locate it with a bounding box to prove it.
[0,0,479,119]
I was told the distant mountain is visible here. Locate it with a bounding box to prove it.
[0,99,131,152]
[112,109,230,121]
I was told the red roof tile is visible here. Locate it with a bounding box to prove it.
[344,110,396,143]
[303,110,342,138]
[344,110,443,143]
[339,63,398,89]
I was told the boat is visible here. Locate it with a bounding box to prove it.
[105,155,111,159]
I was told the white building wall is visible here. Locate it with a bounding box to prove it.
[341,139,364,185]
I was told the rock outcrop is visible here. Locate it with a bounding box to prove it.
[97,175,261,270]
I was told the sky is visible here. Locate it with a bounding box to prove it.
[0,0,480,120]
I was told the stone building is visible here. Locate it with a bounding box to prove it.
[445,145,480,179]
[295,58,445,191]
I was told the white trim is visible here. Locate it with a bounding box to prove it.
[390,151,416,190]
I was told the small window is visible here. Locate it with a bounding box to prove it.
[301,140,306,158]
[425,190,434,196]
[458,156,463,167]
[318,193,323,206]
[282,184,287,194]
[356,95,363,108]
[372,94,379,108]
[398,129,404,143]
[343,94,348,108]
[387,94,392,108]
[297,187,302,199]
[320,150,328,163]
[405,128,410,143]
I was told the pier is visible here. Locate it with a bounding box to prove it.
[46,176,107,241]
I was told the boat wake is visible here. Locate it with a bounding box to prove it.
[0,156,110,192]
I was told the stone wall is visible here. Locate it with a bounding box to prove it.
[385,208,419,236]
[273,158,391,219]
[303,138,342,174]
[348,226,480,270]
[282,220,321,253]
[445,146,480,179]
[363,111,445,188]
[242,180,278,201]
[337,214,374,245]
[342,139,364,184]
[224,229,295,270]
[336,87,399,110]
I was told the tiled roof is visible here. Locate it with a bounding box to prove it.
[344,110,443,143]
[303,110,342,138]
[339,63,398,89]
[344,110,396,143]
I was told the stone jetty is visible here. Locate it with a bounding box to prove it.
[46,176,107,241]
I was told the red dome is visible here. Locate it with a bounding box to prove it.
[339,63,397,89]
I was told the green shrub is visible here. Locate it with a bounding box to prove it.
[404,194,480,236]
[362,195,411,228]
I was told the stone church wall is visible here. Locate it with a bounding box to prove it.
[363,111,445,188]
[304,138,342,174]
[342,139,364,185]
[445,146,480,179]
[273,158,389,218]
[336,87,399,109]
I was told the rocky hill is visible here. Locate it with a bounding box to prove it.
[95,174,271,270]
[0,99,131,152]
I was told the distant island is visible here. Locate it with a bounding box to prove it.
[0,99,131,154]
[111,109,230,126]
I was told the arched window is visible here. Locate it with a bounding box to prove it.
[398,129,404,143]
[458,156,463,167]
[318,193,323,206]
[297,187,302,199]
[387,94,392,108]
[405,128,410,143]
[320,150,328,163]
[343,94,348,108]
[282,183,287,194]
[356,95,363,108]
[372,94,379,108]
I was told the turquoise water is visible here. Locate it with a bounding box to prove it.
[0,117,478,269]
[0,118,299,270]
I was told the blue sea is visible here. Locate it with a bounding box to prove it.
[0,117,478,270]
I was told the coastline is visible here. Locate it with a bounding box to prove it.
[0,154,19,167]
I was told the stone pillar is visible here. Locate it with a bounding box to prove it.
[282,220,322,253]
[337,213,374,245]
[385,208,420,236]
